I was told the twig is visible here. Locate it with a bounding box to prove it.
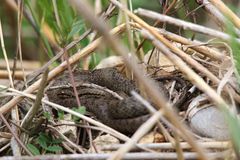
[209,0,240,29]
[0,85,152,153]
[0,70,32,80]
[127,13,224,89]
[26,29,91,84]
[198,1,225,27]
[0,14,21,156]
[0,23,127,114]
[141,29,228,107]
[0,18,14,87]
[131,91,174,143]
[132,22,240,103]
[16,0,26,83]
[122,12,240,104]
[69,0,208,159]
[0,151,229,160]
[197,0,240,35]
[0,84,129,142]
[52,123,106,132]
[21,69,49,129]
[47,125,85,153]
[0,60,40,70]
[136,8,240,43]
[100,141,231,151]
[5,0,38,36]
[63,51,81,107]
[108,111,164,160]
[0,114,32,156]
[133,24,240,102]
[157,28,227,61]
[173,132,184,160]
[0,143,10,153]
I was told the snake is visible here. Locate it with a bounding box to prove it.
[46,68,170,133]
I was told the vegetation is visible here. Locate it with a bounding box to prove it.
[0,0,240,159]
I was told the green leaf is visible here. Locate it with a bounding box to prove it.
[223,107,240,152]
[67,20,84,40]
[75,106,86,115]
[43,112,51,120]
[72,106,86,121]
[58,110,65,120]
[46,145,63,152]
[27,144,40,155]
[225,19,240,81]
[72,106,86,115]
[37,133,49,149]
[51,138,63,144]
[89,53,102,69]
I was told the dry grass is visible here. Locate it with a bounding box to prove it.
[0,0,239,159]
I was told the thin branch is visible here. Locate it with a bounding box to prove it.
[131,91,174,143]
[157,28,228,61]
[47,125,85,153]
[0,151,228,160]
[21,69,49,129]
[0,23,127,114]
[0,70,32,80]
[0,84,129,142]
[136,8,240,43]
[16,0,26,83]
[0,13,21,156]
[0,18,14,87]
[141,29,228,108]
[69,0,208,159]
[100,141,231,151]
[127,10,225,89]
[26,29,92,84]
[131,22,240,103]
[197,0,240,36]
[63,52,81,107]
[0,114,32,156]
[209,0,240,29]
[108,111,164,160]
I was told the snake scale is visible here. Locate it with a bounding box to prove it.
[46,68,169,133]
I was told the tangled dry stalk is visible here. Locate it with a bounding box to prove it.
[0,0,240,159]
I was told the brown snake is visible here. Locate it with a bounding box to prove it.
[46,68,170,133]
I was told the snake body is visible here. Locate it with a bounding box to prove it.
[46,68,167,133]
